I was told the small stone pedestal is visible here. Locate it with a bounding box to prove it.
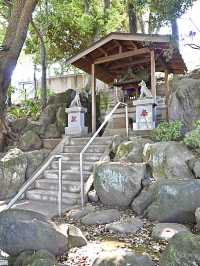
[133,98,156,130]
[65,106,88,137]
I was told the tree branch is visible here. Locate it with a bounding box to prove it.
[185,43,200,50]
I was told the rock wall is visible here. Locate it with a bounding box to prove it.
[169,75,200,131]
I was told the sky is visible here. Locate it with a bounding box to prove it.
[11,0,200,91]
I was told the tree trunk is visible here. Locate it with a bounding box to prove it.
[84,0,90,14]
[171,19,179,48]
[138,17,145,33]
[40,40,47,108]
[104,0,110,10]
[33,63,37,99]
[31,20,47,109]
[128,2,137,33]
[0,0,38,151]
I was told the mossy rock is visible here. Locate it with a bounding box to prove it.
[18,130,42,151]
[56,106,67,134]
[160,232,200,266]
[115,141,134,159]
[115,137,153,163]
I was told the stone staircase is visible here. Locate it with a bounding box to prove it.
[25,136,113,207]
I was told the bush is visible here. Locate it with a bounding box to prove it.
[9,100,41,121]
[184,128,200,153]
[23,99,41,120]
[153,121,183,142]
[9,106,26,119]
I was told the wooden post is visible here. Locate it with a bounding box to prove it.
[92,64,96,133]
[165,69,170,121]
[150,50,156,98]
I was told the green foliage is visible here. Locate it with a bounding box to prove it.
[25,0,128,63]
[9,100,41,121]
[184,129,200,152]
[153,121,183,141]
[184,121,200,153]
[23,100,41,120]
[147,0,196,30]
[194,120,200,129]
[9,107,27,119]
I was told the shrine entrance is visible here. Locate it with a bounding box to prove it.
[66,32,187,133]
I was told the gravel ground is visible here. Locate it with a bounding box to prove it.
[53,205,168,266]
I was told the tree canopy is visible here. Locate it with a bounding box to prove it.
[25,0,128,63]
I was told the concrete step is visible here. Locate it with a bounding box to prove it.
[43,169,90,181]
[63,144,108,153]
[11,200,73,218]
[51,160,94,171]
[60,152,102,161]
[26,189,80,205]
[35,178,81,193]
[69,137,112,146]
[103,128,128,137]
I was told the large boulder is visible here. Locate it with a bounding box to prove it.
[92,249,155,266]
[56,106,66,134]
[146,179,200,223]
[0,148,27,200]
[0,209,68,256]
[38,104,58,127]
[115,137,152,163]
[169,77,200,131]
[9,250,58,266]
[188,157,200,178]
[81,209,121,225]
[10,118,28,134]
[131,187,154,215]
[105,217,144,234]
[44,124,61,139]
[18,130,42,151]
[25,149,49,178]
[160,232,200,266]
[47,90,75,105]
[66,224,87,249]
[144,141,194,180]
[152,223,189,241]
[94,162,146,208]
[24,121,46,137]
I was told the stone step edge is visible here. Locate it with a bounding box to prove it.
[26,189,81,199]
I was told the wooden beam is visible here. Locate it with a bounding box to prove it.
[94,48,150,65]
[109,58,150,70]
[85,55,114,82]
[98,47,108,56]
[165,69,170,121]
[130,41,138,49]
[150,50,156,98]
[66,33,170,65]
[91,64,96,133]
[114,40,122,53]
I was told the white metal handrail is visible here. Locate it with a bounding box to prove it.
[80,102,128,208]
[5,154,63,217]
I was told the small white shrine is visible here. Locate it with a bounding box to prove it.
[133,81,156,130]
[65,92,88,136]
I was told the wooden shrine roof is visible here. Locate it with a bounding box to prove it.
[66,32,187,84]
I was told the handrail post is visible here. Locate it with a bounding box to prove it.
[58,156,62,217]
[80,153,84,208]
[125,105,129,137]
